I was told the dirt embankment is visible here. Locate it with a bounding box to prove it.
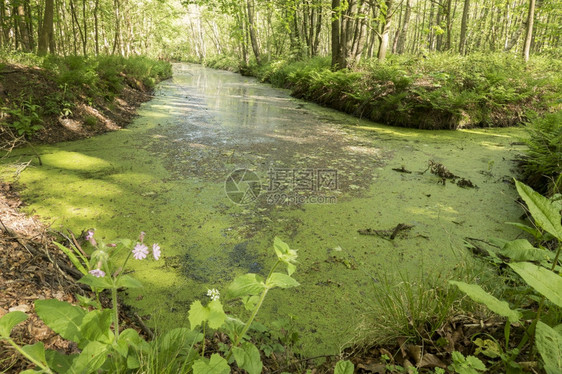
[0,62,154,144]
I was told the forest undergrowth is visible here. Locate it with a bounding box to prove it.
[0,52,172,147]
[204,53,561,130]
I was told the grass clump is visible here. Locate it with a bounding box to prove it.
[521,110,562,196]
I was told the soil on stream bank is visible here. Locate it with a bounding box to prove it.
[0,62,153,145]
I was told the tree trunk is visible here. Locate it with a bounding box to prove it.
[37,0,54,55]
[0,0,8,49]
[331,0,343,69]
[444,0,452,50]
[396,0,412,54]
[459,0,469,54]
[246,0,261,63]
[312,2,322,56]
[377,0,394,62]
[112,0,121,55]
[16,3,31,51]
[94,0,99,55]
[522,0,535,62]
[82,0,87,55]
[69,0,85,55]
[435,0,443,51]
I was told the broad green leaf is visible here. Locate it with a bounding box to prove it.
[465,355,487,371]
[536,321,562,374]
[232,342,262,374]
[474,338,502,358]
[114,338,129,357]
[127,353,140,369]
[227,274,266,299]
[45,349,77,373]
[449,281,521,323]
[35,299,86,342]
[208,300,227,329]
[70,341,108,373]
[334,360,355,374]
[188,300,209,330]
[500,239,548,262]
[266,273,300,289]
[505,222,542,239]
[192,353,230,374]
[158,328,203,353]
[515,180,562,241]
[488,237,509,249]
[273,237,298,275]
[223,317,245,342]
[54,242,88,275]
[78,274,113,291]
[21,342,47,366]
[509,262,562,308]
[115,275,143,289]
[242,295,259,311]
[119,328,143,348]
[80,310,113,343]
[0,311,28,337]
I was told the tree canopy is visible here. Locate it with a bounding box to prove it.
[0,0,560,66]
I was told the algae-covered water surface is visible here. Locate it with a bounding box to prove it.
[1,64,526,355]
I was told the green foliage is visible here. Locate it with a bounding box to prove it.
[450,180,562,373]
[334,360,355,374]
[364,271,463,345]
[1,96,44,137]
[449,352,486,374]
[227,53,561,130]
[43,55,172,98]
[521,110,562,196]
[1,236,310,373]
[536,321,562,374]
[449,281,521,323]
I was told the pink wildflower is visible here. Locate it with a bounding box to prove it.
[152,243,161,260]
[132,243,149,260]
[89,269,105,278]
[85,230,97,246]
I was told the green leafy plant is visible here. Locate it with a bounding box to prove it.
[521,110,562,196]
[450,180,562,373]
[449,351,486,374]
[0,236,306,374]
[1,96,43,137]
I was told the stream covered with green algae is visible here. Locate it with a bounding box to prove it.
[1,63,527,356]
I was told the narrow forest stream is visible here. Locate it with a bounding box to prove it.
[1,64,526,356]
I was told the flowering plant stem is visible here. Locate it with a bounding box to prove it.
[4,337,53,373]
[226,259,281,361]
[112,286,119,343]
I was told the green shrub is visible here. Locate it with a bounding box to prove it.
[450,181,562,373]
[220,53,561,130]
[83,115,98,128]
[521,110,562,196]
